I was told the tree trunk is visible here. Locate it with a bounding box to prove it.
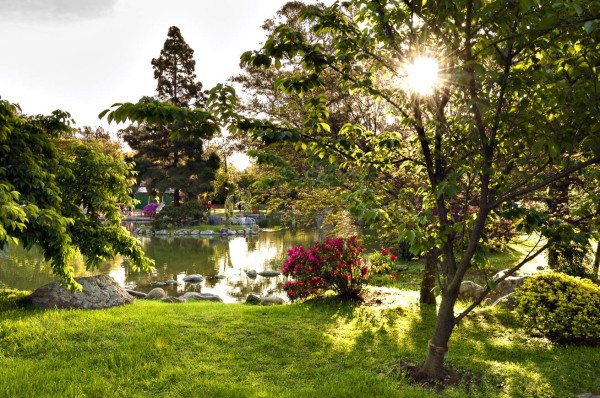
[547,179,570,269]
[420,249,437,305]
[174,188,181,207]
[420,283,460,379]
[593,240,600,282]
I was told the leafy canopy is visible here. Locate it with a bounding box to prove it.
[1,100,153,289]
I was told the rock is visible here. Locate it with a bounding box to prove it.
[179,292,223,302]
[246,270,257,278]
[459,281,484,301]
[127,290,147,299]
[155,229,169,235]
[244,228,252,235]
[207,275,226,280]
[489,271,531,302]
[161,296,186,303]
[261,296,285,306]
[190,229,201,235]
[151,281,167,287]
[183,274,204,283]
[492,292,517,309]
[27,275,134,310]
[146,288,167,299]
[199,230,215,235]
[536,265,546,271]
[208,215,223,225]
[251,224,260,234]
[165,280,177,285]
[258,271,280,277]
[246,294,262,304]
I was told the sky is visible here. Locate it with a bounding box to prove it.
[0,0,327,169]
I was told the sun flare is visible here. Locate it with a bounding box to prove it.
[405,57,439,96]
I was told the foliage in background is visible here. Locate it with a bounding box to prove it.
[282,236,369,301]
[152,201,207,230]
[118,26,220,206]
[515,272,600,345]
[0,100,153,289]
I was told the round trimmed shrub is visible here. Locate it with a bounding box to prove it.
[515,272,600,345]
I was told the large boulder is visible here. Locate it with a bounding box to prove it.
[489,269,531,302]
[459,281,484,301]
[28,275,134,310]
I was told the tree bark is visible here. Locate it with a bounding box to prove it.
[420,248,437,305]
[419,283,460,379]
[174,188,181,207]
[547,179,570,269]
[593,240,600,282]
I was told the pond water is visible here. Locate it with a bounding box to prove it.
[0,228,321,303]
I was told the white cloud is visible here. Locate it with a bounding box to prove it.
[0,0,118,21]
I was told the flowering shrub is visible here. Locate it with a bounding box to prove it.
[282,236,369,301]
[515,272,600,345]
[143,203,159,216]
[369,248,398,274]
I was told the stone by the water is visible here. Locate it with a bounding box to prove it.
[165,280,177,285]
[179,292,223,302]
[183,274,204,283]
[261,296,285,306]
[258,271,280,277]
[146,288,167,299]
[162,296,186,303]
[246,294,261,304]
[27,274,134,310]
[246,270,257,278]
[151,281,167,287]
[127,290,147,299]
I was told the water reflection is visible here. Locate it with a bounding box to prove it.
[0,229,320,303]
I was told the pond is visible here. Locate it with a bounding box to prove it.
[0,228,321,303]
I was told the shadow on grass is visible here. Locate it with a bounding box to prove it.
[449,307,600,397]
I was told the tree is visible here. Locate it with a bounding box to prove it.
[120,26,219,206]
[0,100,153,289]
[237,0,600,381]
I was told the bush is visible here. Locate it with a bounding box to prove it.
[515,272,600,345]
[152,201,206,230]
[282,236,369,302]
[369,248,398,274]
[0,288,30,310]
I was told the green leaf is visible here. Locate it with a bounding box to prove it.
[584,20,597,34]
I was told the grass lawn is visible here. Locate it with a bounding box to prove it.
[0,293,598,398]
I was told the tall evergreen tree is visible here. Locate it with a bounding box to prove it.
[120,26,219,206]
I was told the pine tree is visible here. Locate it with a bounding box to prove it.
[121,26,219,206]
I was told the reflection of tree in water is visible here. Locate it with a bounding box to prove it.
[0,244,123,291]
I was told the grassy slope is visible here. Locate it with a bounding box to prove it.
[0,298,598,398]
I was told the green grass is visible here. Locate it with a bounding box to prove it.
[0,297,598,398]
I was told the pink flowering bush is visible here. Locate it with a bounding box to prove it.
[282,236,369,302]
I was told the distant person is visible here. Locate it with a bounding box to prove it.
[206,201,212,214]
